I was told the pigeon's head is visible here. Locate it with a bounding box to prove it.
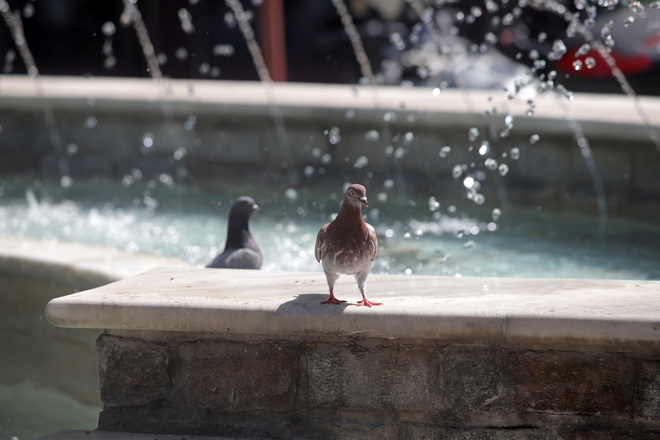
[344,184,368,208]
[230,196,261,217]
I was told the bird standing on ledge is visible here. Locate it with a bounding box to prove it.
[315,183,381,307]
[206,196,262,270]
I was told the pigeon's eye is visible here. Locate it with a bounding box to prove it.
[245,201,250,206]
[349,190,355,196]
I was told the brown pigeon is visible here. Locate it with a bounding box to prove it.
[314,183,381,307]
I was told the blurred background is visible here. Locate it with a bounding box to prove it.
[1,0,659,94]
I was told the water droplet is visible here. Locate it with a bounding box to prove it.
[403,132,414,145]
[479,141,490,155]
[468,127,479,141]
[178,8,195,34]
[199,63,210,75]
[510,147,520,160]
[377,192,388,202]
[384,179,395,189]
[184,116,197,131]
[492,208,502,221]
[498,163,509,176]
[364,130,380,142]
[173,147,187,160]
[439,145,451,158]
[585,57,596,69]
[576,43,591,56]
[212,44,235,57]
[303,166,314,177]
[487,222,497,231]
[104,56,116,69]
[102,21,116,37]
[428,196,440,211]
[321,154,332,164]
[142,133,154,148]
[324,126,341,145]
[548,39,567,61]
[354,156,369,168]
[473,194,485,205]
[394,147,406,159]
[383,111,397,122]
[23,3,34,18]
[432,88,441,96]
[175,47,188,60]
[572,59,583,71]
[556,84,574,101]
[60,176,73,188]
[463,176,475,188]
[537,32,547,43]
[284,188,298,202]
[530,134,540,144]
[84,116,97,129]
[122,174,135,187]
[504,114,513,126]
[484,158,498,170]
[452,164,463,178]
[66,143,78,155]
[345,109,355,119]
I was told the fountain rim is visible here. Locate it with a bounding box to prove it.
[0,74,658,140]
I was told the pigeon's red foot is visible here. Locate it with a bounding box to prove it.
[321,295,347,305]
[357,298,382,307]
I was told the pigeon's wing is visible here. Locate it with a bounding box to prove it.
[366,223,378,261]
[207,248,262,269]
[315,223,330,262]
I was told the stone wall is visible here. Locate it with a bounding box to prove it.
[97,330,660,439]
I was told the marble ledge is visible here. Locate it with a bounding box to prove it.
[44,266,660,345]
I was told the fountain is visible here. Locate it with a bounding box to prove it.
[0,0,659,438]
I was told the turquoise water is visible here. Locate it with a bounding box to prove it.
[1,175,660,439]
[0,381,99,439]
[1,176,659,280]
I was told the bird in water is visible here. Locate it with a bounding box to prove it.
[206,196,262,270]
[314,183,381,307]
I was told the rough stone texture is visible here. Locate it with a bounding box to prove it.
[638,361,660,421]
[558,429,660,439]
[97,334,171,407]
[97,332,660,439]
[400,425,556,439]
[435,345,507,412]
[511,352,633,414]
[179,341,298,412]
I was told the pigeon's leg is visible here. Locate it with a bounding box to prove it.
[355,270,381,307]
[321,271,346,305]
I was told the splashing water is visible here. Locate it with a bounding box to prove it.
[224,0,295,182]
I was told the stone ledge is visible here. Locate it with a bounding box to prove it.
[45,266,660,345]
[37,429,242,440]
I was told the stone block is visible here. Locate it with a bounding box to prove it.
[400,424,556,439]
[97,334,171,407]
[511,352,631,414]
[435,345,507,411]
[341,346,430,411]
[558,429,660,440]
[636,361,660,421]
[307,349,344,407]
[180,342,298,412]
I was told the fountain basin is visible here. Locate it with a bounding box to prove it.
[44,266,660,438]
[0,75,659,220]
[0,234,193,438]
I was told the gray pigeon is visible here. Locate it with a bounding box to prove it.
[206,196,262,269]
[315,184,381,307]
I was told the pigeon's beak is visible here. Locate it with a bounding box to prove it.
[252,203,261,213]
[359,196,368,207]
